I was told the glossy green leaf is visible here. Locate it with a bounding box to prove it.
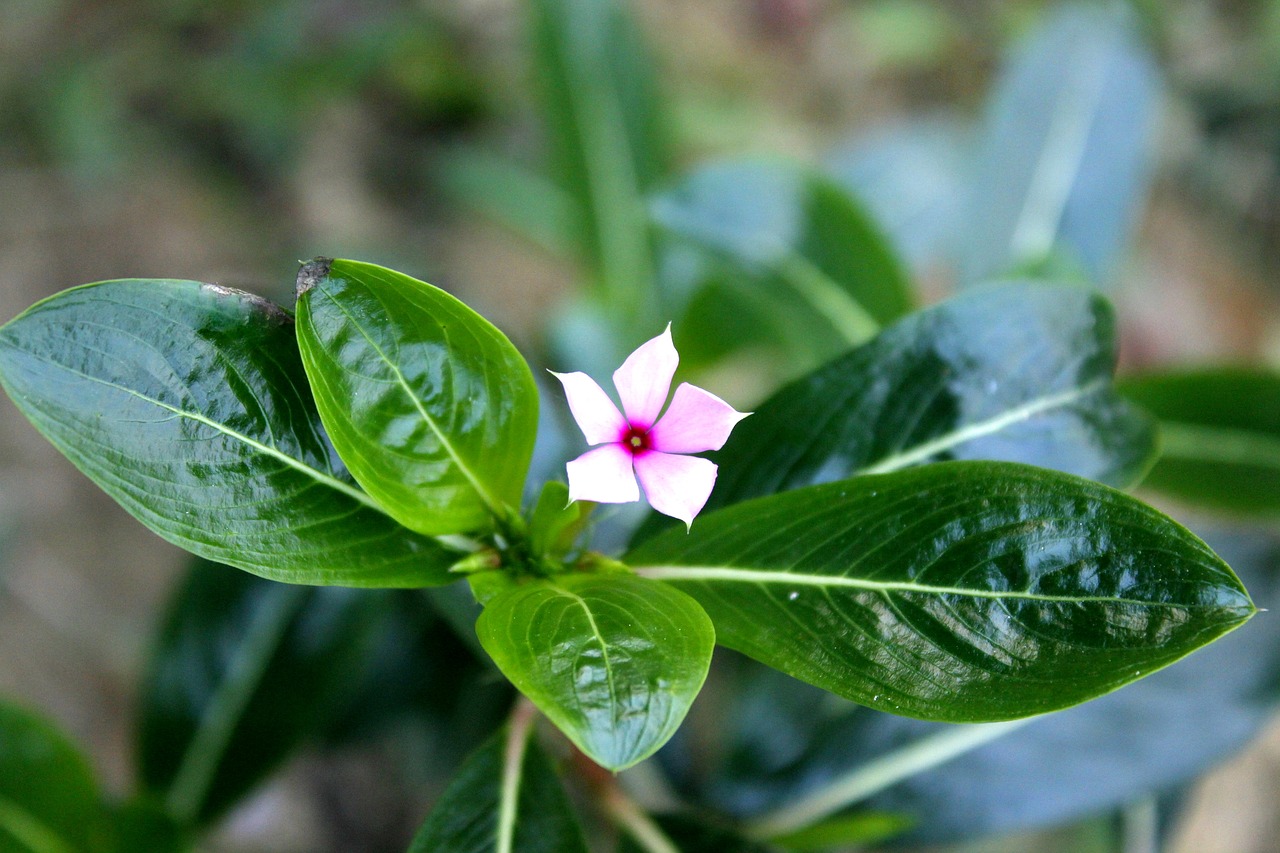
[0,278,453,586]
[1120,368,1280,514]
[634,282,1156,544]
[627,461,1254,722]
[0,700,102,853]
[960,4,1159,286]
[409,716,587,853]
[651,159,914,362]
[530,0,665,318]
[138,559,397,825]
[475,573,714,771]
[295,258,537,535]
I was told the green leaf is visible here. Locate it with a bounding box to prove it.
[528,481,589,559]
[768,812,913,851]
[1119,368,1280,514]
[530,0,665,318]
[138,559,398,825]
[408,712,588,853]
[627,461,1254,723]
[0,700,102,853]
[475,573,714,771]
[295,258,538,535]
[0,278,453,586]
[102,799,189,853]
[651,159,914,362]
[960,4,1159,286]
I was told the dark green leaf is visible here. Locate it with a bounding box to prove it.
[530,0,665,317]
[475,573,714,771]
[0,278,453,586]
[295,258,538,535]
[695,531,1280,844]
[102,799,189,853]
[409,716,587,853]
[635,282,1156,544]
[616,814,780,853]
[960,4,1159,286]
[138,559,397,825]
[652,160,914,363]
[768,811,912,851]
[627,462,1254,722]
[1120,368,1280,514]
[0,700,102,852]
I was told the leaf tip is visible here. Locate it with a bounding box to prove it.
[296,258,333,298]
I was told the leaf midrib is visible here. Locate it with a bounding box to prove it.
[10,347,385,514]
[553,585,620,715]
[633,565,1236,610]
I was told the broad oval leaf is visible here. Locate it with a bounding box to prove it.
[960,3,1159,286]
[475,574,714,771]
[409,715,587,853]
[652,159,914,361]
[0,700,103,852]
[0,279,453,586]
[295,258,538,535]
[634,281,1156,544]
[1120,368,1280,514]
[627,461,1254,722]
[139,559,399,825]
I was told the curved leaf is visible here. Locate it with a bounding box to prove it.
[652,160,913,360]
[960,3,1159,286]
[0,279,452,586]
[409,711,587,853]
[1120,367,1280,514]
[138,560,398,825]
[628,461,1254,722]
[296,258,538,535]
[0,700,102,852]
[475,573,714,771]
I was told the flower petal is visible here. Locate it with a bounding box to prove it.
[566,444,639,504]
[633,451,717,529]
[551,371,628,445]
[613,324,678,427]
[648,382,751,454]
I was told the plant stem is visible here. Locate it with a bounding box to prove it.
[746,718,1035,840]
[601,784,679,853]
[496,697,539,853]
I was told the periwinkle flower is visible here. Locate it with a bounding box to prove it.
[552,325,749,528]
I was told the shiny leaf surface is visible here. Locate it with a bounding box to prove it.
[296,258,537,535]
[1120,368,1280,514]
[696,531,1280,843]
[628,462,1254,722]
[960,3,1159,286]
[475,573,714,771]
[408,719,587,853]
[0,279,452,586]
[139,560,396,825]
[636,282,1156,543]
[652,160,913,361]
[0,701,102,853]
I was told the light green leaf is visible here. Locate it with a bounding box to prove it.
[1120,367,1280,514]
[408,709,587,853]
[628,461,1254,722]
[295,258,538,535]
[0,700,102,853]
[475,574,714,771]
[0,279,453,586]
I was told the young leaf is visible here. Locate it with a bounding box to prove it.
[530,0,665,317]
[295,258,538,535]
[959,3,1159,286]
[0,279,453,587]
[0,700,103,852]
[628,461,1254,723]
[138,559,398,825]
[408,710,588,853]
[652,159,914,359]
[1120,368,1280,514]
[475,574,714,771]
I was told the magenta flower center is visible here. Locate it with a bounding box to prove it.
[621,424,651,456]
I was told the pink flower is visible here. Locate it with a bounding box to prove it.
[552,325,750,528]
